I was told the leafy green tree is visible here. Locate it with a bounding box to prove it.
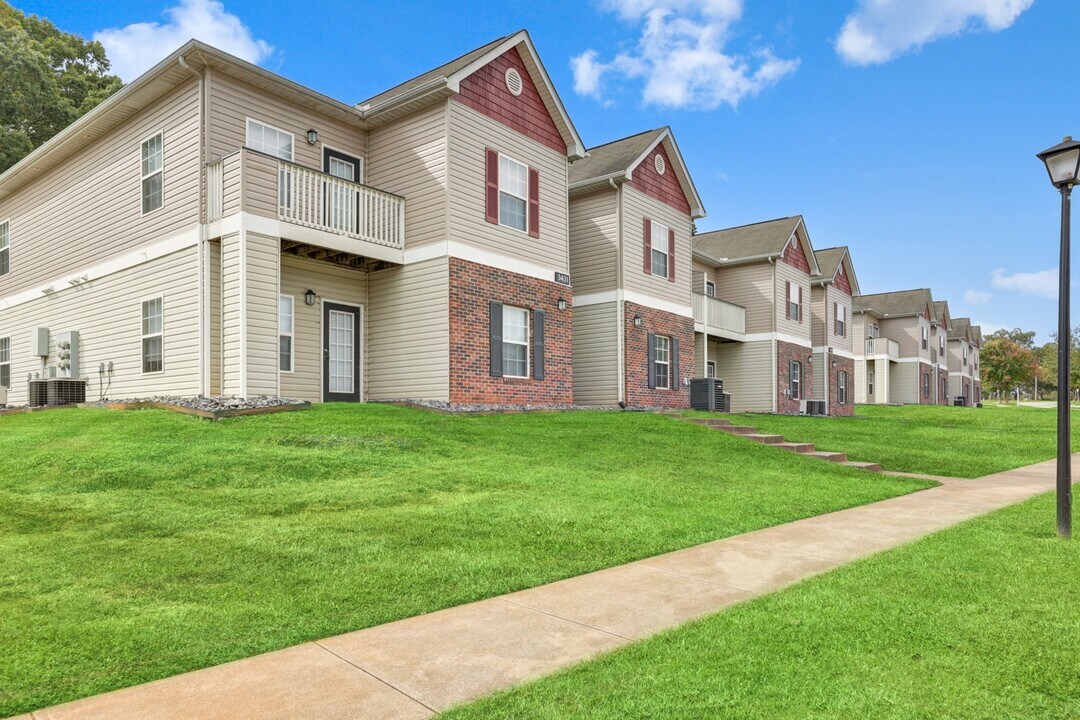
[0,2,121,173]
[981,337,1036,399]
[987,327,1036,349]
[1035,342,1058,395]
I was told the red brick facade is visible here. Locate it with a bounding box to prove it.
[623,301,694,409]
[829,353,855,416]
[938,369,950,405]
[455,47,567,155]
[626,142,692,215]
[448,258,572,405]
[777,340,814,414]
[919,361,934,404]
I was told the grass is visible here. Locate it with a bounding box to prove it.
[442,492,1080,720]
[711,404,1077,478]
[0,404,928,716]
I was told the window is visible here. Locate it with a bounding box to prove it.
[246,119,294,161]
[141,297,163,373]
[788,281,801,322]
[706,361,716,378]
[835,303,846,337]
[650,222,669,278]
[923,373,930,398]
[141,133,163,215]
[502,305,529,377]
[498,155,529,232]
[0,220,8,276]
[963,345,968,366]
[654,335,671,389]
[279,295,294,373]
[704,280,716,297]
[867,323,879,340]
[837,370,847,404]
[868,370,875,396]
[790,360,802,399]
[0,336,9,388]
[922,325,929,350]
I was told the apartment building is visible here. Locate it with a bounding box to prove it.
[852,289,936,405]
[0,31,588,406]
[948,317,982,405]
[931,300,951,405]
[810,247,859,416]
[566,128,706,408]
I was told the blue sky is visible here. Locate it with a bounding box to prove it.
[16,0,1080,341]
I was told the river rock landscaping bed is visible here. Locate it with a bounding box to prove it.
[90,396,311,420]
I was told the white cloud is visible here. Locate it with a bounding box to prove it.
[991,268,1058,299]
[835,0,1034,66]
[572,0,799,110]
[963,289,992,305]
[973,320,1006,334]
[94,0,273,82]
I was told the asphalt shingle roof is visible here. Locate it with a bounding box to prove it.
[812,247,847,281]
[568,129,666,185]
[949,317,972,340]
[693,216,802,263]
[854,288,934,318]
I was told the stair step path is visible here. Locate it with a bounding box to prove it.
[841,461,882,472]
[717,425,757,436]
[685,418,732,428]
[774,442,816,453]
[744,434,785,445]
[803,451,848,463]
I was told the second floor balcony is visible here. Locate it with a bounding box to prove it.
[206,149,405,264]
[865,337,900,358]
[693,292,746,341]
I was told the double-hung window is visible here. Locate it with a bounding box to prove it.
[246,119,294,161]
[922,325,929,350]
[0,336,9,388]
[837,370,847,404]
[141,297,163,373]
[788,282,801,322]
[706,360,717,378]
[502,305,529,378]
[141,133,163,215]
[498,155,529,232]
[835,303,846,337]
[790,360,802,399]
[279,295,294,373]
[963,345,968,366]
[923,373,930,398]
[654,335,671,389]
[650,222,669,278]
[868,370,875,396]
[705,280,716,297]
[0,220,8,276]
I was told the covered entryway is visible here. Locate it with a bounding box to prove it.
[323,301,362,402]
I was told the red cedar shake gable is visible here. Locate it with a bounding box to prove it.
[780,234,811,274]
[626,141,692,216]
[833,261,852,295]
[454,47,567,155]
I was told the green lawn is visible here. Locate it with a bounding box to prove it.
[442,492,1080,720]
[0,404,928,716]
[718,404,1075,478]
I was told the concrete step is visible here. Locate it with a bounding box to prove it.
[803,451,848,463]
[842,461,883,472]
[774,442,816,453]
[684,417,732,427]
[717,425,756,436]
[744,433,785,445]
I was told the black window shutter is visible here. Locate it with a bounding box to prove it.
[533,309,545,380]
[489,301,503,377]
[647,332,656,389]
[671,336,679,391]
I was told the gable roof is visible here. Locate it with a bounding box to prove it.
[949,317,972,341]
[932,300,951,328]
[357,30,585,158]
[693,215,820,274]
[812,246,861,296]
[568,127,705,218]
[854,288,935,320]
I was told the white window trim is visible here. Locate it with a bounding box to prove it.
[654,334,671,389]
[868,370,875,395]
[836,304,846,337]
[650,222,670,278]
[279,294,295,374]
[140,294,164,375]
[788,281,801,322]
[502,304,530,378]
[706,360,717,378]
[838,370,847,404]
[497,152,530,235]
[140,130,165,217]
[246,117,295,161]
[791,360,802,399]
[0,335,10,389]
[704,280,715,297]
[0,218,9,277]
[322,143,365,184]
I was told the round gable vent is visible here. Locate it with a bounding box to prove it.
[505,68,523,96]
[654,153,666,175]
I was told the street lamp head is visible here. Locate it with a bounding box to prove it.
[1037,136,1080,189]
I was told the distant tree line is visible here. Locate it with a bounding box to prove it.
[982,327,1080,402]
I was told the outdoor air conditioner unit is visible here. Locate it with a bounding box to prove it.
[803,400,826,416]
[689,378,728,412]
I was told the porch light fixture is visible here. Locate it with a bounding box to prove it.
[306,128,318,145]
[558,298,567,311]
[1036,135,1080,539]
[304,288,317,306]
[634,315,642,327]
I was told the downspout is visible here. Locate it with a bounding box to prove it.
[613,178,626,406]
[178,54,208,396]
[768,257,776,412]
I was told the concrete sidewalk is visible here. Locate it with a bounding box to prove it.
[14,456,1064,720]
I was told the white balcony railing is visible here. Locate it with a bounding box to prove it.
[206,159,223,222]
[865,337,900,357]
[278,160,404,250]
[693,292,746,337]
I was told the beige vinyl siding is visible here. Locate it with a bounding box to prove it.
[245,232,280,396]
[446,102,569,272]
[0,248,201,405]
[0,79,201,299]
[812,350,827,402]
[367,257,449,400]
[568,189,618,296]
[242,149,279,218]
[367,103,447,250]
[882,316,928,359]
[714,340,773,412]
[692,260,715,295]
[854,358,867,404]
[572,301,618,405]
[279,255,367,403]
[208,72,366,169]
[870,358,892,403]
[222,152,242,216]
[811,285,827,347]
[697,337,727,378]
[220,233,241,394]
[891,362,920,405]
[775,260,810,340]
[813,284,853,353]
[714,263,773,334]
[620,186,692,310]
[209,239,221,395]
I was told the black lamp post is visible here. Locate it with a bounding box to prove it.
[1037,136,1080,539]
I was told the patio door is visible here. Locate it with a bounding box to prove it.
[322,302,361,402]
[323,148,362,233]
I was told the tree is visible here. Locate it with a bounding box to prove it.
[1035,342,1058,395]
[981,337,1037,399]
[987,327,1036,349]
[0,2,121,173]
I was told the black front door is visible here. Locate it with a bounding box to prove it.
[322,302,361,402]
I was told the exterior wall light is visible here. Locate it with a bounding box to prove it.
[558,298,567,311]
[306,129,318,145]
[633,315,642,327]
[304,288,317,306]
